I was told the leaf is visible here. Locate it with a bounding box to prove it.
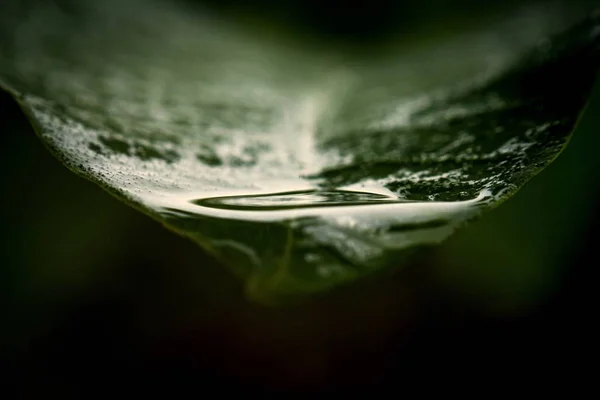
[1,0,599,303]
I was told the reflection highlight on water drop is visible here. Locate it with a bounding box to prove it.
[195,189,409,211]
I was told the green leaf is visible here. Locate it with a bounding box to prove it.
[1,0,599,303]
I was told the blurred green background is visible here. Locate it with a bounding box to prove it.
[1,0,599,392]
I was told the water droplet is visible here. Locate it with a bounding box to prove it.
[142,183,491,302]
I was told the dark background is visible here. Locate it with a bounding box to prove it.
[1,0,599,392]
